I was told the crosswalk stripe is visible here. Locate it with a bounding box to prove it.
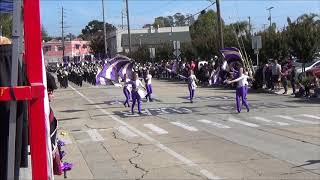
[198,119,231,129]
[228,118,259,127]
[117,126,139,138]
[87,129,104,142]
[300,114,320,120]
[275,115,319,125]
[252,117,289,126]
[144,124,169,135]
[170,122,199,131]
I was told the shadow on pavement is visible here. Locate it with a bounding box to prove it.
[58,117,80,121]
[60,109,85,113]
[284,98,320,104]
[293,160,320,168]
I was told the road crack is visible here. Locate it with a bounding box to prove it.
[112,131,149,180]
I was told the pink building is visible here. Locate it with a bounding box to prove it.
[42,38,91,63]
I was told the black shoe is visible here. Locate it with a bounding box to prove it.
[138,112,142,115]
[247,108,250,112]
[123,103,127,107]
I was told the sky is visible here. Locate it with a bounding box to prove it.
[40,0,320,37]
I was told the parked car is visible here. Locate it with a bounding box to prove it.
[296,59,320,74]
[306,67,320,78]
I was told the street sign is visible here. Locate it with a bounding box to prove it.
[173,49,181,57]
[149,48,155,59]
[173,41,180,50]
[252,36,262,50]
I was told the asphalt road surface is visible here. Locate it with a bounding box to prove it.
[52,79,320,180]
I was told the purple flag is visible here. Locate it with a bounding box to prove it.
[118,62,134,80]
[96,55,131,85]
[105,59,131,81]
[220,47,243,63]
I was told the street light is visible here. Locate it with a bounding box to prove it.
[266,6,274,28]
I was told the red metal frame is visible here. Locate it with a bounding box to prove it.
[0,0,51,179]
[24,0,49,179]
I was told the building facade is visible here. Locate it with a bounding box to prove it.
[42,38,91,63]
[106,26,191,57]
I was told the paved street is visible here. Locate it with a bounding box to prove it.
[52,79,320,180]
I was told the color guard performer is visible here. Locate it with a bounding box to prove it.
[130,72,146,114]
[188,70,198,103]
[145,70,153,102]
[123,74,131,107]
[226,67,250,113]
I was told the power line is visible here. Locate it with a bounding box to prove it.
[186,2,216,19]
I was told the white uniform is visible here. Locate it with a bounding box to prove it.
[189,74,197,90]
[233,74,249,87]
[146,74,152,85]
[124,78,132,91]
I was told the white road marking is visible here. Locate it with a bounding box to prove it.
[198,119,231,129]
[87,129,104,142]
[69,85,221,179]
[300,114,320,120]
[228,118,259,128]
[76,139,92,144]
[144,124,169,135]
[252,117,289,126]
[170,122,199,132]
[117,126,139,138]
[275,115,319,125]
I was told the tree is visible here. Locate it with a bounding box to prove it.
[0,14,12,37]
[153,16,173,28]
[286,13,320,71]
[142,24,152,28]
[130,45,150,63]
[190,10,220,59]
[79,20,116,55]
[41,25,52,42]
[173,13,186,26]
[65,33,76,41]
[156,43,173,61]
[152,12,190,28]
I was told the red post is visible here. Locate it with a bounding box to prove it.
[24,0,49,179]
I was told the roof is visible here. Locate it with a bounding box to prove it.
[121,31,191,46]
[0,0,13,13]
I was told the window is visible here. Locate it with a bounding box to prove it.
[82,44,87,49]
[75,44,81,49]
[314,62,320,67]
[58,46,63,51]
[43,45,51,52]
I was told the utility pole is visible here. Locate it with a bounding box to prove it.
[61,6,65,58]
[125,0,132,54]
[216,0,224,49]
[121,10,125,29]
[263,24,267,31]
[248,16,251,36]
[102,0,108,57]
[267,6,274,28]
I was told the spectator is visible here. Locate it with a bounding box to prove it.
[271,59,281,91]
[289,65,297,95]
[281,66,289,94]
